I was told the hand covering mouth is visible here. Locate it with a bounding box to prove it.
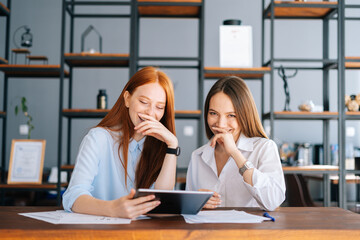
[138,114,147,122]
[211,126,233,133]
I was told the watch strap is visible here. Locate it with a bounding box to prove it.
[166,147,180,156]
[239,161,254,176]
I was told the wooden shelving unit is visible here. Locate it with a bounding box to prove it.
[0,65,69,78]
[174,110,201,119]
[137,0,202,17]
[0,57,8,64]
[345,111,360,120]
[0,183,67,190]
[133,0,204,151]
[0,2,10,16]
[62,109,201,119]
[264,111,360,121]
[64,53,130,67]
[261,1,347,208]
[345,56,360,69]
[264,111,339,120]
[264,1,338,19]
[264,111,360,120]
[282,165,339,174]
[1,1,11,203]
[204,67,271,79]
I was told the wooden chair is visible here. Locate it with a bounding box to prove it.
[285,174,316,207]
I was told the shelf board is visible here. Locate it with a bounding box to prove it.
[64,53,130,67]
[174,110,201,119]
[264,1,337,19]
[0,183,67,190]
[264,111,360,120]
[345,111,360,120]
[345,56,360,69]
[330,174,360,185]
[263,111,339,120]
[282,165,339,174]
[63,109,109,118]
[0,65,69,78]
[62,109,201,119]
[0,57,8,64]
[61,165,74,171]
[204,67,271,79]
[0,2,10,16]
[0,111,6,118]
[137,0,202,18]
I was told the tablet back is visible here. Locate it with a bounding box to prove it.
[135,189,213,215]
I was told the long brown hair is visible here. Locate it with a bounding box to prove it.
[204,76,267,140]
[97,66,176,188]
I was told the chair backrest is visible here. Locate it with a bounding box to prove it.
[285,174,315,207]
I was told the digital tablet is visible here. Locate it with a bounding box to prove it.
[134,189,213,215]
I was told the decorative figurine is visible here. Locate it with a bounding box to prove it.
[345,94,359,112]
[278,65,297,111]
[298,100,314,112]
[356,94,360,106]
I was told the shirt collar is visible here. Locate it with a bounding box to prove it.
[236,133,255,152]
[129,137,146,152]
[200,142,214,165]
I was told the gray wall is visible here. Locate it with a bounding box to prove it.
[1,0,360,176]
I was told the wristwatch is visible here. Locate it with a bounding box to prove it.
[166,146,181,156]
[239,161,254,176]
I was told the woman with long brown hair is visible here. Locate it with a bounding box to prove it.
[63,67,179,219]
[186,76,285,211]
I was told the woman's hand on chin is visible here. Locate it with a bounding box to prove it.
[210,127,238,156]
[134,113,178,147]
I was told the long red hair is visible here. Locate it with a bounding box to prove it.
[97,66,176,188]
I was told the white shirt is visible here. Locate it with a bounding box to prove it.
[62,127,146,212]
[186,134,286,211]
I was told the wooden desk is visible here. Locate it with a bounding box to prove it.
[0,207,359,239]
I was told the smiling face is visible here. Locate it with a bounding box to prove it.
[124,82,166,139]
[207,92,241,142]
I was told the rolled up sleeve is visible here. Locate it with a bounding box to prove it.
[243,140,286,211]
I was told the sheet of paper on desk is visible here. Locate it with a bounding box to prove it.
[182,210,269,224]
[19,210,131,224]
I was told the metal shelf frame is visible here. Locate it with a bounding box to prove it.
[0,0,11,205]
[59,0,134,206]
[131,0,205,147]
[261,0,347,208]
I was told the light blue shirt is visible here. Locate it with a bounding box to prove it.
[62,127,146,212]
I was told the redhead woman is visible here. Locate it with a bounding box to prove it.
[186,76,285,211]
[63,67,179,219]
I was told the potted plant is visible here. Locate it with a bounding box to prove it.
[14,97,34,139]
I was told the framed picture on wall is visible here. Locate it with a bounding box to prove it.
[7,139,46,184]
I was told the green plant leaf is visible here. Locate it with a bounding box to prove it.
[15,105,18,115]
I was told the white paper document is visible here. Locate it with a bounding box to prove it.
[182,210,269,224]
[19,210,131,224]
